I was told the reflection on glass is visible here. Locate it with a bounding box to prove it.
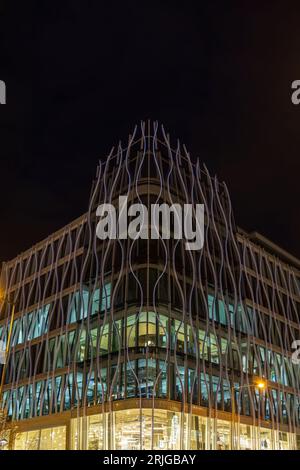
[259,428,272,450]
[239,424,254,450]
[216,419,231,450]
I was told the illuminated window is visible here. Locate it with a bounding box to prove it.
[190,415,206,450]
[239,424,254,450]
[216,419,231,450]
[14,427,66,450]
[87,414,104,450]
[138,311,157,347]
[278,431,290,450]
[127,315,136,348]
[14,430,39,450]
[147,312,156,346]
[259,428,272,450]
[138,312,147,347]
[114,409,141,450]
[39,426,66,450]
[77,329,86,361]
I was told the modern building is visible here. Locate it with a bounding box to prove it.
[0,122,300,450]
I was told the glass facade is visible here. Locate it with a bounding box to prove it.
[12,410,300,450]
[1,123,300,451]
[14,426,66,450]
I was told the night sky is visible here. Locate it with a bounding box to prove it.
[0,2,300,262]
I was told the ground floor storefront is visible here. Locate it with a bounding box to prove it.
[5,401,300,450]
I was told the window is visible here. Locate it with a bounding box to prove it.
[63,373,73,410]
[92,282,111,314]
[239,424,254,450]
[212,376,222,409]
[111,319,122,352]
[31,304,50,339]
[173,320,185,353]
[100,282,111,311]
[111,364,123,400]
[191,415,206,449]
[216,420,231,450]
[223,379,231,411]
[158,361,167,398]
[86,372,95,404]
[127,315,136,348]
[11,304,50,346]
[138,312,147,347]
[138,358,156,397]
[138,311,157,347]
[228,302,234,327]
[200,373,209,406]
[14,430,40,450]
[158,314,168,348]
[54,376,62,412]
[96,367,107,403]
[218,299,227,325]
[187,325,196,355]
[87,414,104,450]
[175,366,185,401]
[126,361,136,398]
[68,290,89,323]
[77,329,86,362]
[199,330,209,361]
[188,368,197,403]
[100,324,109,355]
[68,283,111,323]
[147,312,156,346]
[74,372,83,406]
[208,294,216,321]
[39,426,66,450]
[210,334,219,364]
[259,428,272,450]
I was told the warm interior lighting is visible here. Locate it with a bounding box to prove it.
[0,438,8,447]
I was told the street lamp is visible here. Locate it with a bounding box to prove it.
[256,380,266,390]
[0,290,16,450]
[231,379,267,450]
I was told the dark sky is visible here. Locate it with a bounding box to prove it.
[0,1,300,262]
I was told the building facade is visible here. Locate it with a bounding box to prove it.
[1,122,300,450]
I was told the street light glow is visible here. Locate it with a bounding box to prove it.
[256,381,266,390]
